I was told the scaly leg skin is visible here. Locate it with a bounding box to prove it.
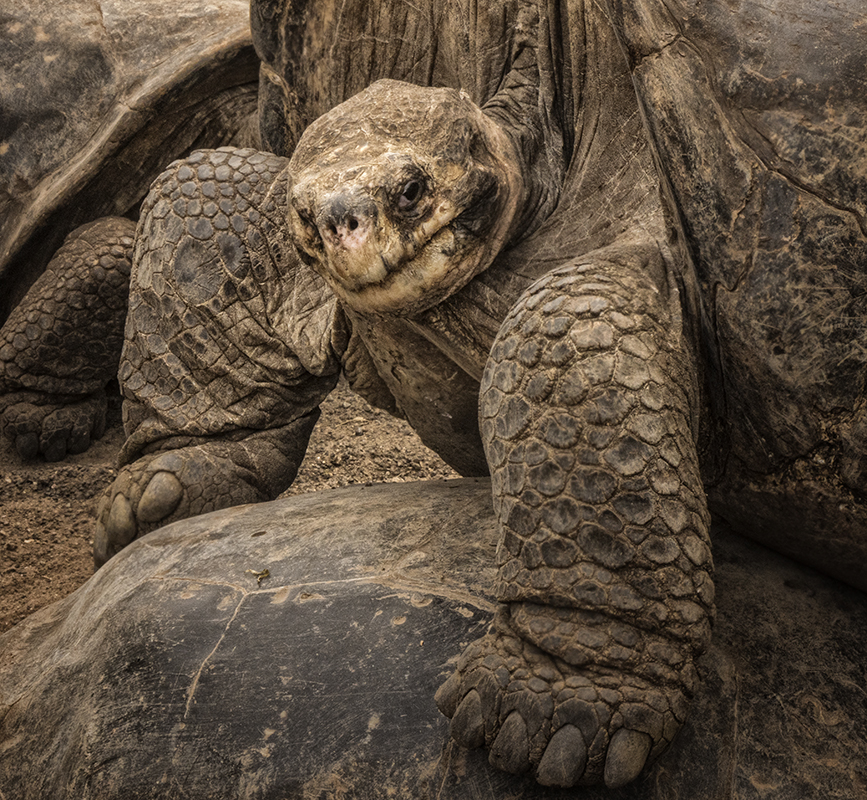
[436,245,714,788]
[94,148,342,566]
[0,217,135,461]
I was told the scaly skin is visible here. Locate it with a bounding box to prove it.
[0,217,135,461]
[436,241,714,787]
[94,148,342,565]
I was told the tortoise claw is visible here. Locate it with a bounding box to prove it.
[489,710,530,774]
[434,668,463,718]
[136,471,184,523]
[2,394,107,462]
[450,689,485,749]
[13,431,39,460]
[604,728,652,789]
[436,619,689,787]
[536,723,587,787]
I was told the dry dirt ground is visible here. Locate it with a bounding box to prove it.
[0,380,459,634]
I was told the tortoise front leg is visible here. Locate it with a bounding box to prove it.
[0,217,135,460]
[436,243,714,787]
[94,148,342,565]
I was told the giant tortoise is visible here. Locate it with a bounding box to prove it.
[3,0,867,790]
[0,0,259,460]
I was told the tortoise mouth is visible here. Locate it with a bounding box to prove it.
[291,205,479,300]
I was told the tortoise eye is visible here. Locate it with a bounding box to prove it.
[397,179,423,211]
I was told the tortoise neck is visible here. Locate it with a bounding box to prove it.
[480,15,568,246]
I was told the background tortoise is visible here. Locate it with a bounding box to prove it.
[3,0,866,790]
[608,0,867,587]
[0,0,259,460]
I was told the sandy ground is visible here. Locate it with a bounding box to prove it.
[0,381,459,634]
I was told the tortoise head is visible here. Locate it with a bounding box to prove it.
[286,79,524,316]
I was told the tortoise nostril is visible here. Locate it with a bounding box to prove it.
[317,193,375,243]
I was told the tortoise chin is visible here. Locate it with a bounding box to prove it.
[285,79,524,316]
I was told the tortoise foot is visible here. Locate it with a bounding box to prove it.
[93,445,267,567]
[435,609,692,788]
[1,392,107,461]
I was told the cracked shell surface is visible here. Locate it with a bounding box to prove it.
[2,480,866,799]
[608,0,867,586]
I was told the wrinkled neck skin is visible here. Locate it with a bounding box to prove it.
[480,11,567,246]
[461,108,527,272]
[482,109,556,250]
